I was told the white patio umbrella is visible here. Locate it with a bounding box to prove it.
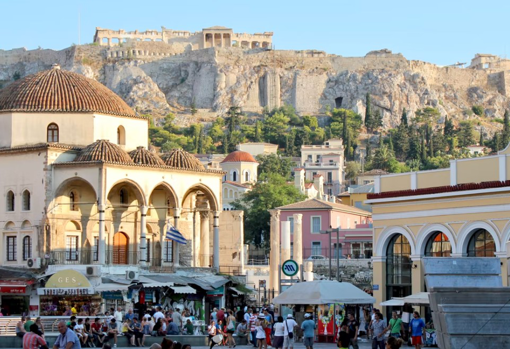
[380,298,405,307]
[403,292,430,305]
[272,280,375,305]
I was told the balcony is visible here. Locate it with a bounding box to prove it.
[303,161,340,168]
[48,249,162,267]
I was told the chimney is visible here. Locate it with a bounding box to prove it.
[313,174,324,199]
[294,168,305,194]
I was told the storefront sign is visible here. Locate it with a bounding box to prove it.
[45,269,92,289]
[102,291,124,300]
[38,287,94,295]
[0,286,26,294]
[206,286,224,297]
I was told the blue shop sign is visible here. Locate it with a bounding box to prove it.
[102,291,123,300]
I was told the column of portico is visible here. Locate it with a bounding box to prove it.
[220,33,224,47]
[139,205,148,268]
[269,209,281,291]
[281,221,291,279]
[200,211,210,267]
[98,203,106,265]
[293,214,303,267]
[496,251,508,286]
[174,208,181,266]
[213,211,221,269]
[372,256,386,313]
[410,254,424,295]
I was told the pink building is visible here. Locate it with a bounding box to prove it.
[277,199,372,259]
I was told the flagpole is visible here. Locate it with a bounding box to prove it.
[174,208,181,266]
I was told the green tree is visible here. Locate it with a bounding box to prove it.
[226,106,242,133]
[303,115,319,130]
[457,121,475,148]
[503,110,510,146]
[421,136,427,163]
[231,173,307,246]
[479,129,484,146]
[364,93,372,131]
[256,154,293,179]
[254,121,263,142]
[372,144,394,171]
[190,98,197,116]
[415,107,441,126]
[393,124,409,161]
[331,108,363,141]
[197,126,204,154]
[222,134,229,154]
[444,115,454,137]
[345,161,361,182]
[471,105,484,116]
[262,112,290,146]
[401,108,408,126]
[372,109,383,130]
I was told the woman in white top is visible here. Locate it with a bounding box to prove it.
[208,320,219,349]
[273,316,285,349]
[256,316,267,349]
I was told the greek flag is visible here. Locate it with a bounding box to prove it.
[166,222,187,244]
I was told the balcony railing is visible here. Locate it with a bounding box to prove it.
[49,249,161,266]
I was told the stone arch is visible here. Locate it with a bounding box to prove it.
[148,182,179,209]
[107,179,147,206]
[416,223,457,256]
[54,177,98,203]
[375,226,416,257]
[4,221,15,230]
[241,41,250,48]
[21,220,32,229]
[53,177,97,216]
[65,220,82,231]
[498,221,510,252]
[182,183,219,212]
[457,221,501,255]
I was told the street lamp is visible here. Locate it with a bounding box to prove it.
[320,226,341,281]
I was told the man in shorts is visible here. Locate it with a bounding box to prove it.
[283,314,297,349]
[301,313,316,349]
[409,312,425,349]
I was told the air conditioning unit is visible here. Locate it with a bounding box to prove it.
[27,258,41,268]
[86,266,101,276]
[126,270,139,280]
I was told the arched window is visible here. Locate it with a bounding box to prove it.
[424,232,451,257]
[467,229,495,257]
[386,234,412,303]
[69,191,79,211]
[232,171,237,182]
[6,191,15,211]
[117,126,126,146]
[22,190,31,211]
[22,236,32,261]
[47,123,59,142]
[120,188,128,205]
[244,170,250,182]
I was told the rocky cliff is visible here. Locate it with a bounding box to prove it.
[1,43,509,134]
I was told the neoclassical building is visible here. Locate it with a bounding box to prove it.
[220,150,258,210]
[366,147,510,310]
[0,64,224,270]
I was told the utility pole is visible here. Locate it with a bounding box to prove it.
[320,226,341,281]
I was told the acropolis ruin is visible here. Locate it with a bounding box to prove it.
[94,26,273,50]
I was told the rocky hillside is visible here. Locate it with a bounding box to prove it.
[1,43,509,134]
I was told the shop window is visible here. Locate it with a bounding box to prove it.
[21,190,31,211]
[66,236,79,261]
[7,236,17,261]
[164,240,173,262]
[69,191,79,211]
[22,236,32,261]
[47,123,59,142]
[467,229,495,257]
[425,232,451,257]
[6,191,15,212]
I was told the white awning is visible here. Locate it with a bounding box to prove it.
[171,286,196,294]
[229,287,244,295]
[380,298,405,306]
[94,283,130,292]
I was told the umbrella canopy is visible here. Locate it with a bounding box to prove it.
[403,292,429,305]
[380,298,405,307]
[272,280,375,305]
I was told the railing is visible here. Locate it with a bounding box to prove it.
[49,249,161,266]
[0,316,108,335]
[246,249,269,265]
[218,266,244,276]
[302,246,373,260]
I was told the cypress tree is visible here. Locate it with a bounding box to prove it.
[346,133,352,160]
[429,135,434,158]
[342,110,348,143]
[479,129,484,146]
[365,93,372,131]
[504,110,510,146]
[366,142,371,161]
[222,134,229,154]
[197,126,204,154]
[389,133,394,152]
[379,134,383,148]
[401,108,408,126]
[421,136,427,163]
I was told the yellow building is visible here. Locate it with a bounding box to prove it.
[366,146,510,310]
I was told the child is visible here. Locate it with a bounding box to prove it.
[337,325,350,349]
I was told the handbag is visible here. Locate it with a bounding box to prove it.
[285,320,294,339]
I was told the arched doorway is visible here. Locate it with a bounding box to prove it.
[113,232,129,264]
[386,234,412,301]
[467,229,495,257]
[424,232,451,257]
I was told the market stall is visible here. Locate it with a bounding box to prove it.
[273,280,375,342]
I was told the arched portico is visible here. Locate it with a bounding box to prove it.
[416,223,457,256]
[375,226,416,257]
[457,221,501,256]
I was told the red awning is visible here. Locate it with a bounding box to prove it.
[0,280,34,294]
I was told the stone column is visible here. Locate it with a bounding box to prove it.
[411,254,423,296]
[269,209,281,291]
[98,204,106,265]
[213,211,220,269]
[281,221,291,279]
[372,256,387,315]
[173,208,181,266]
[200,211,210,267]
[303,261,314,281]
[139,206,148,268]
[238,211,245,274]
[220,33,224,47]
[293,214,303,267]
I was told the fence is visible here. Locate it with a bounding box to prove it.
[49,249,161,266]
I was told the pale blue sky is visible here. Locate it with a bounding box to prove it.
[1,0,509,66]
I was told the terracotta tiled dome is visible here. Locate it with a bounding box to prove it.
[161,148,205,170]
[74,140,134,163]
[129,146,165,166]
[0,64,136,117]
[221,150,257,163]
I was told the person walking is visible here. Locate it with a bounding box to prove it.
[386,312,404,339]
[255,315,267,349]
[249,310,258,347]
[226,310,237,348]
[341,313,359,349]
[53,321,81,349]
[301,314,316,349]
[369,312,386,349]
[282,314,297,349]
[408,312,425,349]
[337,325,350,349]
[272,316,284,349]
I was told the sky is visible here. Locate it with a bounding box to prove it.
[1,0,509,66]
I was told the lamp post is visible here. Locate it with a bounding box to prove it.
[320,226,341,281]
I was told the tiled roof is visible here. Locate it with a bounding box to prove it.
[161,148,205,171]
[129,146,165,166]
[367,180,510,200]
[221,150,258,163]
[223,181,251,189]
[0,64,137,118]
[277,198,371,216]
[74,140,133,163]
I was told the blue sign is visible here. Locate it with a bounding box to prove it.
[373,285,379,291]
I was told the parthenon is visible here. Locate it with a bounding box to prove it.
[94,26,273,50]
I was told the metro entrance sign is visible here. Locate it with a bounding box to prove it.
[282,259,299,277]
